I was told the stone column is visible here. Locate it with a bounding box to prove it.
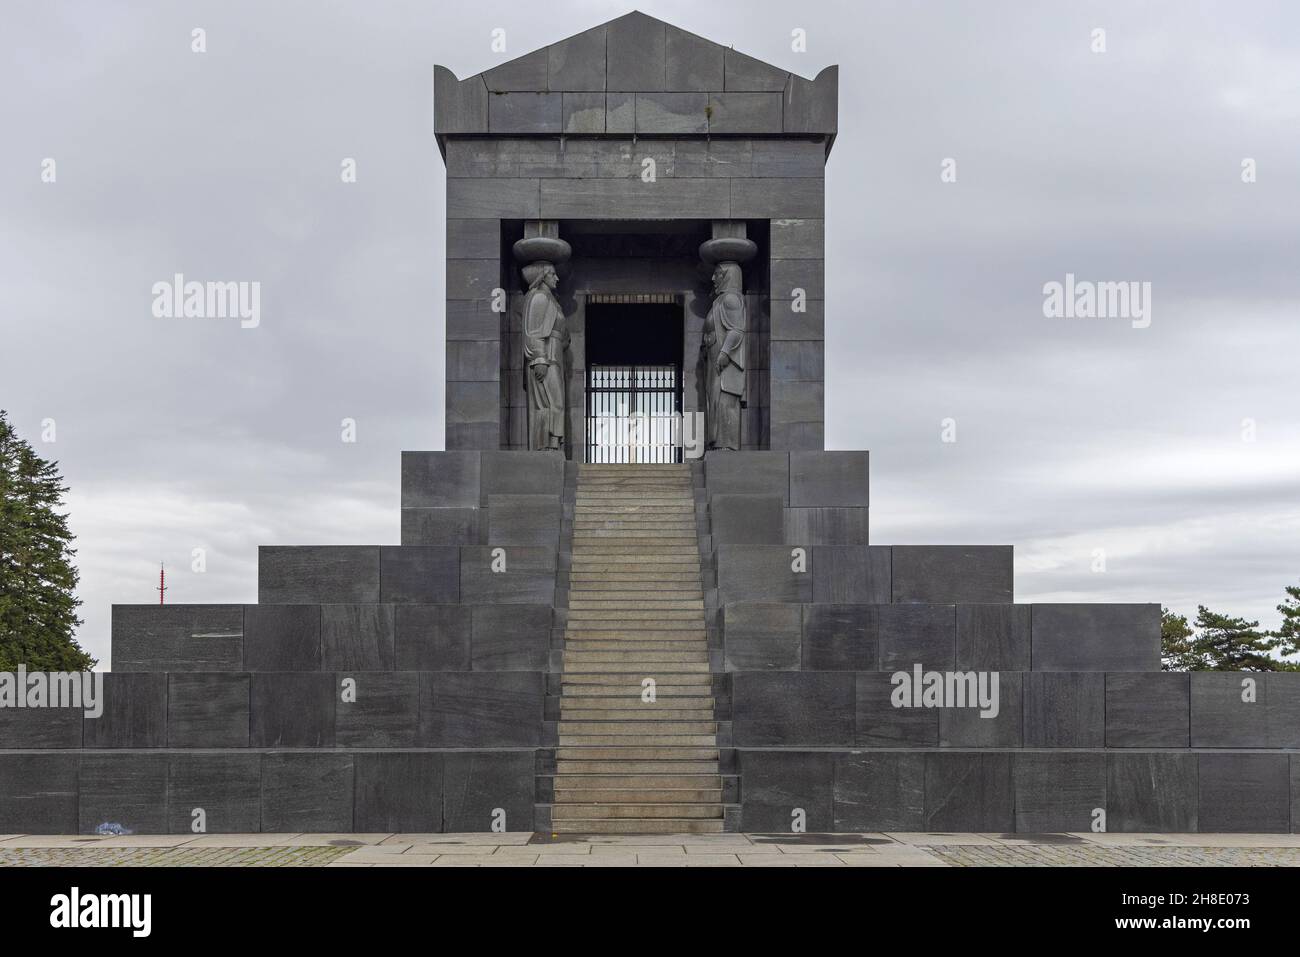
[513,223,571,453]
[699,223,757,452]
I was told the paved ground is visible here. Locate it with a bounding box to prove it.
[2,832,1299,866]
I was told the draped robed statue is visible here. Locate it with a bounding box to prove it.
[513,236,571,452]
[699,237,757,452]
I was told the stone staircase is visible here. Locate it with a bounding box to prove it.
[550,463,724,834]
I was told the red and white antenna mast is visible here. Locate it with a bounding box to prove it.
[157,562,167,606]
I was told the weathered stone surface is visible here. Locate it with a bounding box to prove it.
[770,299,824,341]
[354,752,444,832]
[732,177,823,218]
[321,604,396,671]
[1105,673,1189,747]
[258,547,380,604]
[447,178,541,218]
[548,25,606,91]
[481,450,565,498]
[167,753,261,833]
[446,381,499,427]
[710,494,784,544]
[723,602,801,671]
[83,673,167,748]
[1029,603,1160,671]
[636,92,708,133]
[665,23,723,90]
[1191,672,1268,747]
[1106,753,1197,832]
[783,67,838,134]
[769,218,825,259]
[460,546,555,604]
[434,66,487,135]
[812,546,890,602]
[489,92,563,134]
[717,544,812,604]
[242,604,320,672]
[789,451,869,507]
[250,673,336,747]
[540,178,731,219]
[740,750,833,832]
[606,12,665,91]
[802,604,878,670]
[394,604,472,671]
[732,672,853,746]
[401,451,481,508]
[167,673,249,748]
[1023,672,1105,747]
[751,142,826,178]
[955,604,1030,671]
[723,48,789,91]
[261,753,354,833]
[336,672,419,748]
[924,753,1014,832]
[562,92,605,133]
[706,450,789,501]
[486,494,562,547]
[707,93,783,134]
[786,508,869,546]
[419,672,545,747]
[937,672,1022,748]
[1266,673,1300,748]
[446,218,500,259]
[111,604,243,671]
[1198,753,1290,833]
[446,258,502,300]
[891,547,1012,604]
[446,341,500,381]
[443,752,536,832]
[1013,752,1106,832]
[876,604,957,671]
[834,752,925,831]
[471,604,551,670]
[771,340,825,381]
[0,754,78,833]
[401,508,481,546]
[379,546,460,604]
[79,753,168,835]
[0,697,82,748]
[855,672,939,747]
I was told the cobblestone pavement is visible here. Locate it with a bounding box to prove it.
[1,833,1298,866]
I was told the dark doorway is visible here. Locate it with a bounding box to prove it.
[584,302,684,463]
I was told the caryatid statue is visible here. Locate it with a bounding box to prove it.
[699,237,757,452]
[513,236,571,452]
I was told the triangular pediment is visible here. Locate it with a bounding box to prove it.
[434,11,837,144]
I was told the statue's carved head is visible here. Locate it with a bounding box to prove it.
[712,262,743,295]
[523,262,558,291]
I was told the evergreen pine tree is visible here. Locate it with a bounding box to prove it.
[1160,607,1201,671]
[1274,581,1300,659]
[0,411,95,671]
[1190,604,1277,672]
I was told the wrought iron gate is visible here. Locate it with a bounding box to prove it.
[585,364,682,463]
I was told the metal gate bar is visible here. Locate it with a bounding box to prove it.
[585,364,682,464]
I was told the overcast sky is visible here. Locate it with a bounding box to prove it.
[3,1,1297,668]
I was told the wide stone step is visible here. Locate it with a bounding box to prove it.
[567,609,703,622]
[560,717,715,731]
[571,554,700,564]
[554,788,724,804]
[548,818,725,834]
[562,696,715,710]
[558,708,715,721]
[567,591,704,602]
[565,623,707,634]
[557,761,720,776]
[551,803,722,820]
[567,597,703,608]
[575,508,696,516]
[565,648,708,661]
[568,572,702,582]
[562,662,711,675]
[561,674,712,689]
[552,773,722,789]
[564,641,708,655]
[557,748,718,762]
[558,733,718,746]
